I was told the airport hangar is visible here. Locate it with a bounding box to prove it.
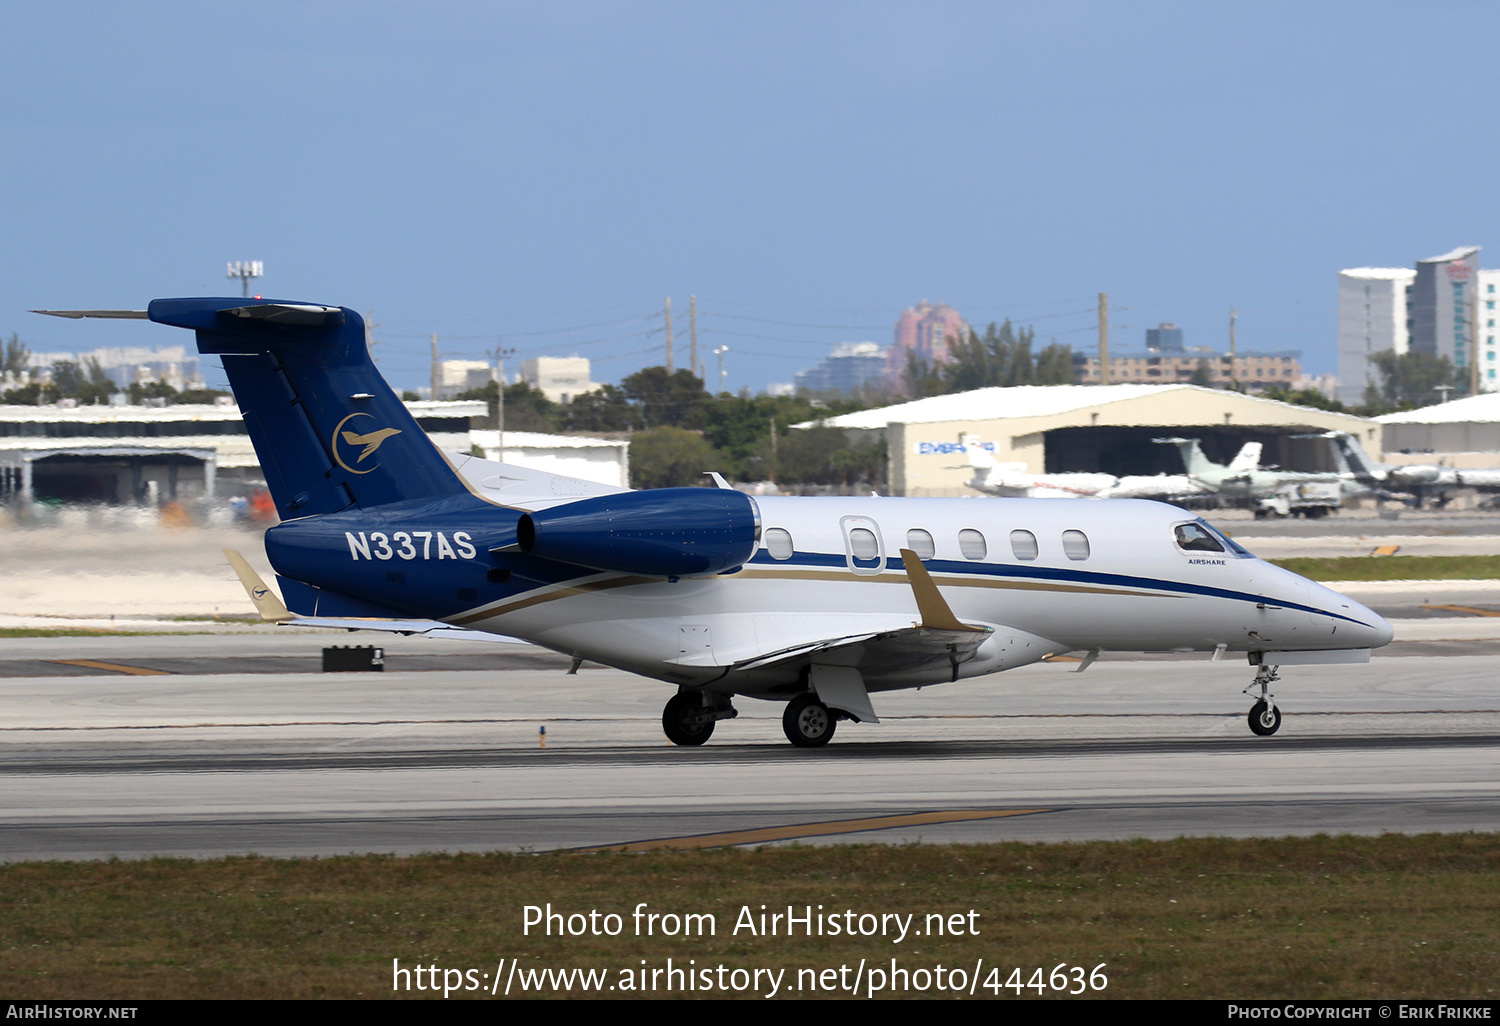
[0,400,633,507]
[0,399,486,506]
[810,383,1379,497]
[1377,391,1500,469]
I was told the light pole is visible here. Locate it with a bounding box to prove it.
[226,261,263,298]
[714,345,728,394]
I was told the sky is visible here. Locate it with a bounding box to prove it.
[4,1,1499,395]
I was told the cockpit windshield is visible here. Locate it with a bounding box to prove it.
[1177,518,1253,558]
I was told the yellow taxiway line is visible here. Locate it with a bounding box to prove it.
[576,809,1051,852]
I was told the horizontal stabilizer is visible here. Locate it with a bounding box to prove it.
[32,309,149,319]
[224,548,292,622]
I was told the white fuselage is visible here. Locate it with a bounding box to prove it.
[459,497,1391,699]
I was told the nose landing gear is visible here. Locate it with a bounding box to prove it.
[1243,664,1282,736]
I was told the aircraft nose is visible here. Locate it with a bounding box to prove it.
[1363,607,1395,649]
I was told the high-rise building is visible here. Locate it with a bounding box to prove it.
[1337,267,1415,405]
[884,300,969,393]
[1145,323,1184,352]
[1476,269,1500,392]
[1340,247,1500,400]
[795,341,888,396]
[1410,246,1480,372]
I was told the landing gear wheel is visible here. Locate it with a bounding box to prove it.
[662,692,715,746]
[782,693,837,748]
[1248,700,1281,737]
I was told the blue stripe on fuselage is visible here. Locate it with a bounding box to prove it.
[744,550,1375,629]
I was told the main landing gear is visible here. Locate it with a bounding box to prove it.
[661,691,737,746]
[782,692,837,748]
[1244,663,1282,737]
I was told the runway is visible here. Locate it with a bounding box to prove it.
[2,632,1497,860]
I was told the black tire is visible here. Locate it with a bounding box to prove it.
[662,692,714,746]
[782,693,837,748]
[1248,700,1281,737]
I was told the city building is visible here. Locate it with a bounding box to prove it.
[520,356,600,404]
[1337,248,1500,399]
[1145,323,1184,352]
[1478,268,1500,393]
[12,345,204,394]
[1337,267,1415,405]
[884,300,969,393]
[794,341,888,396]
[1410,246,1480,374]
[1075,349,1301,390]
[433,360,496,400]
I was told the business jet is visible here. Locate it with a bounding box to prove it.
[37,299,1394,747]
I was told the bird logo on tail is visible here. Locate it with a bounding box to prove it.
[331,412,403,474]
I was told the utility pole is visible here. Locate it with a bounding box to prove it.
[714,345,728,393]
[496,345,514,461]
[665,297,674,373]
[690,295,699,380]
[769,415,778,482]
[1097,293,1110,386]
[430,334,440,401]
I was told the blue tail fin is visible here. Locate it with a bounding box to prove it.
[148,298,470,517]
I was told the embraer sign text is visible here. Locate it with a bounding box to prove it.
[345,531,478,561]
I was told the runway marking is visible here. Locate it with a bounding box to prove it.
[47,659,172,676]
[1423,604,1500,618]
[575,809,1052,852]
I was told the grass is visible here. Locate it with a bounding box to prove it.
[2,834,1498,1000]
[1269,554,1500,582]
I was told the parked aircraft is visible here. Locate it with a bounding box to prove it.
[1322,431,1500,508]
[1154,437,1351,517]
[961,443,1118,498]
[38,299,1394,746]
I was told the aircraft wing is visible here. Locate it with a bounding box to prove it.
[730,622,992,677]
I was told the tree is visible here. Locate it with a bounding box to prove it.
[2,333,29,378]
[560,384,638,433]
[1259,384,1347,413]
[903,321,1075,398]
[629,426,724,488]
[1189,360,1215,387]
[620,367,710,429]
[1366,350,1457,411]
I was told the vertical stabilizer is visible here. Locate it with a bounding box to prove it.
[147,298,471,517]
[1226,442,1263,475]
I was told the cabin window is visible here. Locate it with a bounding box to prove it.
[849,528,879,560]
[906,528,936,559]
[1009,529,1039,561]
[1174,523,1224,553]
[764,528,794,560]
[958,528,987,560]
[1061,529,1090,560]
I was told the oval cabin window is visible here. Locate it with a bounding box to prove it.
[1009,529,1039,561]
[764,528,794,560]
[1061,529,1090,560]
[906,528,936,560]
[849,527,879,560]
[958,529,987,560]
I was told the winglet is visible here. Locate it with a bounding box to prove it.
[899,548,987,633]
[223,549,292,622]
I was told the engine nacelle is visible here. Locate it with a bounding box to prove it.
[517,488,761,577]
